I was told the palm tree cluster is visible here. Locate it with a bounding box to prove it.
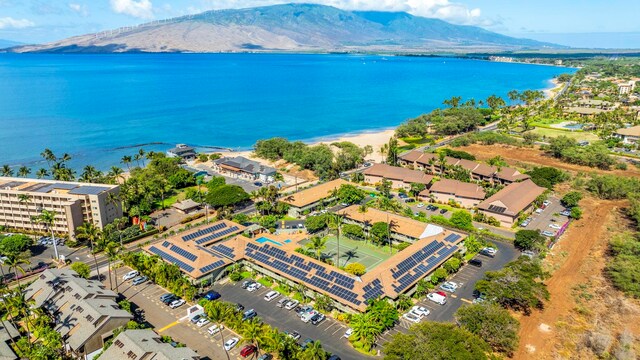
[347,298,399,353]
[250,185,289,215]
[201,299,328,360]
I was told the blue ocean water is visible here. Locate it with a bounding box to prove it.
[0,53,571,171]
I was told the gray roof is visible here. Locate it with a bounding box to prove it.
[172,199,201,211]
[0,322,18,360]
[68,185,111,195]
[215,156,276,175]
[101,329,200,360]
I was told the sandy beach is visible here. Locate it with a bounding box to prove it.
[544,78,564,99]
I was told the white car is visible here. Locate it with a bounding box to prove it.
[301,310,318,323]
[549,224,562,230]
[247,283,262,292]
[543,200,551,206]
[123,270,139,281]
[402,312,421,324]
[427,293,447,305]
[417,203,424,208]
[264,290,279,302]
[535,208,543,214]
[208,324,224,335]
[169,299,186,309]
[410,306,430,318]
[196,317,210,327]
[224,337,239,351]
[343,328,353,338]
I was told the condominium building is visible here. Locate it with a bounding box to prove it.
[100,329,200,360]
[0,177,122,237]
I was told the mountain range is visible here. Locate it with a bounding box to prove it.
[10,3,562,53]
[0,39,23,49]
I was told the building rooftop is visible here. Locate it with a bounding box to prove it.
[100,329,200,360]
[171,199,201,212]
[565,107,607,115]
[281,179,349,208]
[424,179,486,200]
[0,176,116,195]
[495,168,530,183]
[399,150,438,165]
[338,205,441,240]
[215,156,276,175]
[477,179,546,216]
[616,125,640,137]
[363,163,433,185]
[0,322,18,360]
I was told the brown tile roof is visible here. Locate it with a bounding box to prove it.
[616,125,640,137]
[495,168,530,182]
[426,179,486,200]
[477,179,546,216]
[472,163,498,177]
[338,205,433,239]
[454,159,480,172]
[364,164,433,185]
[399,151,437,165]
[281,179,349,208]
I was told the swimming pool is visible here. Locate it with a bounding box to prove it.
[255,237,292,247]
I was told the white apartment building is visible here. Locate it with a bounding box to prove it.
[0,177,122,237]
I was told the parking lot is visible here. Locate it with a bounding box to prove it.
[212,281,368,359]
[519,197,570,236]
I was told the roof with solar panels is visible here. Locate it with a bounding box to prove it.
[0,176,117,195]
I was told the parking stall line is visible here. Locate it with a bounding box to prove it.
[460,298,473,304]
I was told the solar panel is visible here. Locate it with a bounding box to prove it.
[199,260,226,273]
[181,222,228,241]
[169,245,197,261]
[443,234,462,243]
[488,205,507,213]
[149,246,194,272]
[68,185,110,195]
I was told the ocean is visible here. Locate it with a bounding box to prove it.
[0,53,571,171]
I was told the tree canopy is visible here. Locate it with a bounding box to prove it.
[514,230,547,251]
[205,185,249,208]
[455,304,520,355]
[0,234,33,256]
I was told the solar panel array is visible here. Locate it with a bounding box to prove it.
[245,243,362,306]
[161,241,171,248]
[362,279,384,301]
[392,241,444,279]
[68,185,110,195]
[194,226,240,245]
[211,243,235,258]
[149,246,194,273]
[488,205,507,213]
[199,260,226,274]
[443,233,462,244]
[169,245,197,261]
[181,223,227,241]
[390,241,460,294]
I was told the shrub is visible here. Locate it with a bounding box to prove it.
[71,262,91,279]
[229,272,243,282]
[514,230,546,251]
[570,207,583,219]
[344,263,366,276]
[561,191,583,207]
[455,304,520,355]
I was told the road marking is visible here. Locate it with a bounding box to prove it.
[460,298,473,304]
[450,294,457,298]
[157,321,179,333]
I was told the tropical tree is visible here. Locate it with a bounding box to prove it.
[76,222,102,280]
[35,168,49,179]
[34,209,60,261]
[306,236,328,259]
[204,301,234,360]
[241,319,264,355]
[0,165,13,177]
[17,166,30,178]
[40,148,56,169]
[121,155,132,171]
[327,213,343,266]
[70,262,91,279]
[17,194,36,234]
[105,242,121,290]
[299,341,327,360]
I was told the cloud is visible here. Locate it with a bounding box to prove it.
[0,17,35,29]
[199,0,493,26]
[69,3,89,16]
[110,0,153,19]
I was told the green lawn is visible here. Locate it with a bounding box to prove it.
[257,277,274,288]
[153,186,200,209]
[305,235,395,271]
[528,127,600,142]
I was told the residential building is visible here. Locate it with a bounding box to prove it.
[100,329,200,360]
[419,179,486,208]
[281,179,349,217]
[0,177,122,237]
[363,163,433,190]
[0,321,18,360]
[212,156,277,182]
[477,179,546,226]
[24,269,132,358]
[618,81,635,95]
[398,151,438,171]
[614,125,640,144]
[167,144,196,160]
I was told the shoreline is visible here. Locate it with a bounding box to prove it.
[543,78,564,99]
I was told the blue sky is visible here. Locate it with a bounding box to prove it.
[1,0,640,48]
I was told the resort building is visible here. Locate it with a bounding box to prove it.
[167,144,197,160]
[477,179,546,226]
[24,269,132,359]
[0,322,19,360]
[0,177,122,237]
[614,125,640,144]
[281,179,349,218]
[618,81,635,95]
[100,329,200,360]
[144,220,246,283]
[212,156,277,182]
[419,179,486,208]
[363,163,433,190]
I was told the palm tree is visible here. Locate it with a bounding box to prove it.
[306,236,327,260]
[295,284,308,304]
[121,155,132,171]
[378,144,389,164]
[327,213,343,266]
[17,194,35,235]
[76,222,101,280]
[138,148,146,167]
[133,153,142,167]
[59,153,71,164]
[80,165,101,183]
[105,242,120,290]
[108,166,124,183]
[0,284,19,350]
[358,203,371,243]
[112,216,128,247]
[35,168,49,179]
[241,319,264,355]
[40,148,56,169]
[4,254,32,349]
[300,341,326,360]
[17,166,30,178]
[0,165,13,177]
[205,301,233,360]
[35,209,59,261]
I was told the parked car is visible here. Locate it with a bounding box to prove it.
[257,354,273,360]
[284,300,299,310]
[402,312,421,324]
[242,309,257,321]
[160,293,175,302]
[549,223,562,230]
[410,306,430,318]
[541,230,555,237]
[343,328,353,338]
[560,210,571,216]
[521,220,530,227]
[436,290,448,298]
[311,313,326,325]
[132,276,148,286]
[224,338,239,351]
[417,203,424,208]
[242,280,254,289]
[468,259,482,267]
[235,303,245,312]
[480,247,498,257]
[203,290,221,301]
[288,331,301,341]
[296,305,313,317]
[277,297,289,308]
[169,299,186,309]
[123,270,139,281]
[240,345,257,358]
[301,310,318,323]
[427,292,447,305]
[190,314,203,324]
[161,295,177,305]
[328,356,342,360]
[264,290,279,302]
[426,205,437,211]
[439,282,458,293]
[207,324,224,335]
[439,208,448,214]
[543,200,551,207]
[301,338,314,349]
[521,250,536,259]
[535,208,543,214]
[247,283,262,292]
[196,317,210,327]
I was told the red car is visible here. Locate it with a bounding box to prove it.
[240,345,257,358]
[436,291,447,297]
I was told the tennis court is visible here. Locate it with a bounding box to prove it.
[301,236,393,271]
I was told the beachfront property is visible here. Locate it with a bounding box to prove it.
[145,211,465,312]
[363,163,433,190]
[0,322,19,360]
[0,177,122,236]
[167,144,197,161]
[24,269,133,358]
[280,179,349,218]
[419,179,486,208]
[614,125,640,144]
[398,150,529,185]
[100,329,200,360]
[212,156,277,182]
[143,219,246,283]
[477,179,546,227]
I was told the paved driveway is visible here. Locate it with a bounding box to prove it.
[213,281,371,359]
[519,197,569,235]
